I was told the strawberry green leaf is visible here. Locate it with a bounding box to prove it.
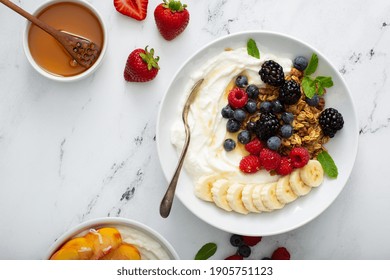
[247,38,260,59]
[195,242,217,260]
[302,76,316,98]
[317,151,338,178]
[304,53,319,76]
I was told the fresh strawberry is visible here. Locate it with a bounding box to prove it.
[239,155,261,174]
[124,46,159,82]
[259,148,281,171]
[271,247,291,260]
[245,138,264,155]
[225,254,243,260]
[242,236,262,246]
[276,157,293,175]
[154,0,189,41]
[228,88,248,109]
[289,147,310,168]
[114,0,148,21]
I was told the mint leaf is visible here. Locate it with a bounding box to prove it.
[315,76,334,88]
[247,39,260,59]
[317,151,338,178]
[317,84,325,95]
[195,243,217,260]
[304,53,319,76]
[302,76,316,98]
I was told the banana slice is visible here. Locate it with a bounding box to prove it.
[261,182,285,210]
[252,184,272,212]
[276,175,298,204]
[242,185,261,213]
[194,174,218,202]
[289,169,312,196]
[299,160,324,187]
[211,179,232,211]
[226,183,249,215]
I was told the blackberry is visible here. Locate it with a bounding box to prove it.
[255,112,279,141]
[319,108,344,138]
[279,80,301,105]
[259,60,285,87]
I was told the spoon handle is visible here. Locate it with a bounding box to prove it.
[159,124,191,218]
[0,0,60,38]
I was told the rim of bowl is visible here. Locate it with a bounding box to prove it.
[22,0,108,82]
[45,217,180,260]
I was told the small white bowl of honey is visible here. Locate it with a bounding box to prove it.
[23,0,107,82]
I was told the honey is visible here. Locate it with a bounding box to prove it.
[28,1,104,77]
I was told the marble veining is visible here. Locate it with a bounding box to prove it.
[0,0,390,260]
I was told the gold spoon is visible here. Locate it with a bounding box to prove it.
[160,79,204,218]
[0,0,100,68]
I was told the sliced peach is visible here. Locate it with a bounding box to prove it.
[50,237,94,260]
[101,243,141,260]
[50,247,82,260]
[84,227,122,259]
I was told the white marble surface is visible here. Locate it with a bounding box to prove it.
[0,0,389,260]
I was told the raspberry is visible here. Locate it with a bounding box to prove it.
[271,247,291,260]
[242,236,262,246]
[239,155,261,174]
[245,139,264,155]
[289,147,310,168]
[225,254,244,260]
[259,148,281,171]
[228,88,248,109]
[275,157,293,175]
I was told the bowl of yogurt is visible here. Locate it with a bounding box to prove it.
[156,31,358,236]
[46,217,179,260]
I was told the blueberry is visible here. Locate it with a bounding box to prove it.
[223,139,236,151]
[260,101,272,113]
[281,112,294,124]
[245,100,257,114]
[221,105,234,119]
[230,234,243,247]
[293,56,309,71]
[246,121,257,132]
[238,245,251,258]
[238,130,251,144]
[267,136,281,150]
[280,124,293,138]
[233,109,247,122]
[246,84,259,99]
[271,100,284,113]
[305,94,320,107]
[235,75,248,88]
[226,119,241,133]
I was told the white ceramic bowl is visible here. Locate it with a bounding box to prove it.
[23,0,107,82]
[157,31,359,236]
[45,217,179,260]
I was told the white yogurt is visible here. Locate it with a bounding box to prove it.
[171,47,292,185]
[115,225,171,260]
